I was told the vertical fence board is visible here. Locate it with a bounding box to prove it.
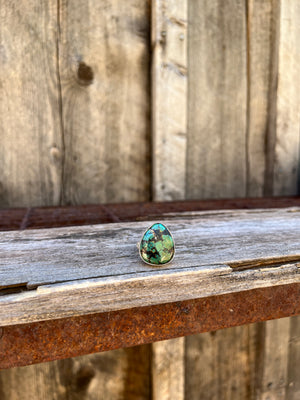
[273,0,300,196]
[185,327,254,400]
[59,0,150,204]
[255,319,291,399]
[0,1,62,207]
[287,317,300,400]
[186,0,247,199]
[152,338,185,400]
[152,0,188,201]
[0,360,62,400]
[246,0,278,196]
[0,348,151,400]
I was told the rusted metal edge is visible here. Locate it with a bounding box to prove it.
[0,283,299,369]
[1,196,300,231]
[1,197,299,368]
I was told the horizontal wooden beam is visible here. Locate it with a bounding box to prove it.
[0,197,300,368]
[1,207,300,326]
[1,283,299,369]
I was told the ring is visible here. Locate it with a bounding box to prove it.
[137,223,175,266]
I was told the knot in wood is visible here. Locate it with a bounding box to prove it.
[77,62,94,86]
[75,365,95,389]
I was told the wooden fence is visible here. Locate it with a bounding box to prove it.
[0,0,299,399]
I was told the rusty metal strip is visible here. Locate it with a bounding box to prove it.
[1,197,299,368]
[1,196,300,231]
[0,283,299,369]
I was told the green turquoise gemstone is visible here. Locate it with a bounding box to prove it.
[139,223,175,265]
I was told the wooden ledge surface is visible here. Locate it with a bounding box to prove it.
[0,198,300,368]
[1,283,299,370]
[1,206,300,327]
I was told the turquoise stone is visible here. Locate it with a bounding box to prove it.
[139,223,175,265]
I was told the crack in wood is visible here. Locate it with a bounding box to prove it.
[1,259,299,297]
[229,255,300,270]
[0,284,28,296]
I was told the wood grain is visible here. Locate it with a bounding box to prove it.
[262,0,281,197]
[1,208,300,326]
[0,0,150,208]
[3,261,299,326]
[287,316,300,400]
[247,0,278,196]
[255,318,291,399]
[152,0,188,201]
[186,0,247,199]
[1,208,300,288]
[0,1,62,207]
[58,0,150,204]
[0,347,150,400]
[273,0,300,196]
[152,338,185,400]
[185,326,255,400]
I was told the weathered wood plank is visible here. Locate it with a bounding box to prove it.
[287,316,300,400]
[1,208,299,288]
[273,0,300,196]
[152,0,188,201]
[0,359,64,400]
[0,0,151,209]
[255,318,291,399]
[0,263,300,326]
[152,338,185,400]
[1,261,299,327]
[262,0,281,197]
[0,1,62,207]
[1,283,299,370]
[247,0,278,196]
[0,208,300,326]
[185,326,255,400]
[186,0,247,199]
[0,347,150,400]
[58,0,150,205]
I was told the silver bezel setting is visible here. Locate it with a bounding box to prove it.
[137,222,176,266]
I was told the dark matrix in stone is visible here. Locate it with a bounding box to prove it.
[139,223,175,265]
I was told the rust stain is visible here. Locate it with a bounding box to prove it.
[0,197,299,369]
[0,196,299,231]
[0,283,299,369]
